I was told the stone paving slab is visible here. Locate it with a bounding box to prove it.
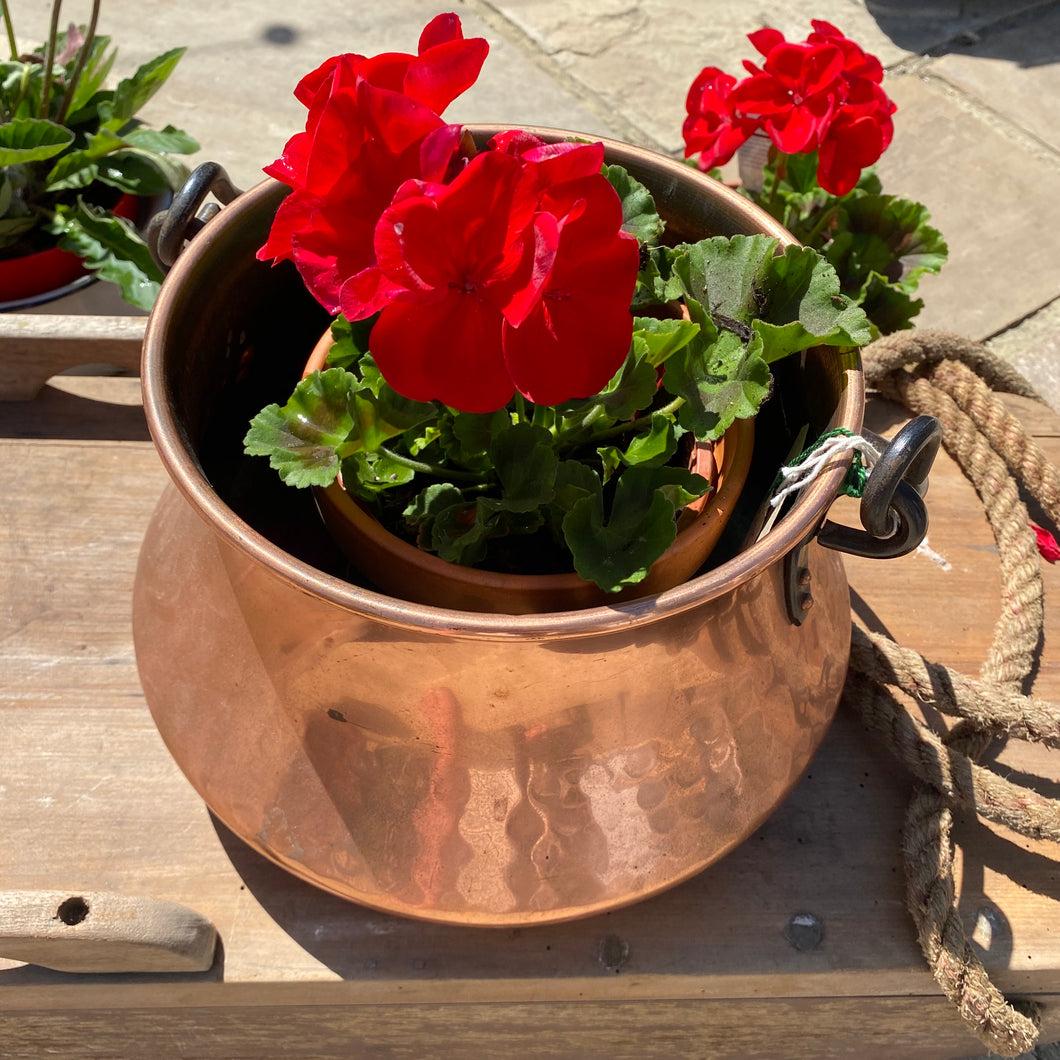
[864,0,1054,52]
[874,71,1060,340]
[988,298,1060,411]
[483,0,915,155]
[929,3,1060,154]
[46,0,613,191]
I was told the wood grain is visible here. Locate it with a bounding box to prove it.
[0,891,217,973]
[1,376,1058,1059]
[0,315,145,400]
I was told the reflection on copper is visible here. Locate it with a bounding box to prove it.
[135,131,864,926]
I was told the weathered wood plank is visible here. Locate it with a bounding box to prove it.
[0,316,145,400]
[2,994,1059,1060]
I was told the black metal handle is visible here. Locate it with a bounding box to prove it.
[147,162,243,271]
[817,415,942,560]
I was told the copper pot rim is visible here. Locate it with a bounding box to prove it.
[142,130,864,641]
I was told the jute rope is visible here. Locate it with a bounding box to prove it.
[843,328,1060,1057]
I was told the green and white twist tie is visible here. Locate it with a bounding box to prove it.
[769,428,882,510]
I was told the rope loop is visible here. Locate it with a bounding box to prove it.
[845,330,1060,1057]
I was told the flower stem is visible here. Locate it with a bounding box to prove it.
[1,0,19,61]
[39,0,63,119]
[579,396,686,446]
[377,445,488,483]
[766,151,787,212]
[803,203,841,249]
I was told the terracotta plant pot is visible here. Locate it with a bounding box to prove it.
[135,128,863,926]
[302,331,754,613]
[0,194,142,310]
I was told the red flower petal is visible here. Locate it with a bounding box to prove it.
[817,112,885,194]
[503,210,560,328]
[355,80,445,154]
[748,27,785,58]
[403,37,489,114]
[418,12,466,52]
[503,175,638,404]
[765,42,844,97]
[1034,523,1060,563]
[340,265,412,321]
[683,66,758,167]
[374,193,454,292]
[370,295,515,412]
[256,191,317,265]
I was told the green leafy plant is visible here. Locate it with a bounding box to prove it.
[683,21,948,335]
[0,0,197,307]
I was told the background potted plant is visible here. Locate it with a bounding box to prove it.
[242,12,874,612]
[0,0,197,309]
[683,19,948,335]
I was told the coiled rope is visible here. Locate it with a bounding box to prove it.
[843,329,1060,1056]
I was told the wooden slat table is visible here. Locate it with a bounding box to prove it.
[2,357,1059,1059]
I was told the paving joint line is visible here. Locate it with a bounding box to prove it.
[910,65,1059,168]
[883,0,1060,168]
[463,0,667,154]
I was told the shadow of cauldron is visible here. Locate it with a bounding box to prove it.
[133,129,863,927]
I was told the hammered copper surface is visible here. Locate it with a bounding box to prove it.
[135,130,864,925]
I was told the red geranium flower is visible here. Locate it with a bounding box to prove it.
[257,14,488,313]
[809,20,885,85]
[340,144,638,413]
[729,35,844,154]
[682,66,760,169]
[503,173,639,405]
[341,151,551,412]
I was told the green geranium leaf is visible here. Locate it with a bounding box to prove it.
[100,47,186,124]
[604,163,665,245]
[634,244,685,307]
[672,235,871,363]
[243,368,358,488]
[325,315,375,371]
[560,347,659,434]
[631,315,701,367]
[825,193,948,298]
[562,464,706,593]
[750,244,873,361]
[430,501,490,565]
[444,408,510,470]
[854,271,924,335]
[624,412,678,466]
[47,200,163,309]
[488,422,557,512]
[0,118,74,165]
[663,302,772,440]
[672,234,778,325]
[597,413,677,481]
[342,447,417,494]
[404,482,464,529]
[596,444,623,484]
[552,459,601,513]
[348,377,434,453]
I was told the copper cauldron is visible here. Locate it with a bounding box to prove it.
[135,131,872,926]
